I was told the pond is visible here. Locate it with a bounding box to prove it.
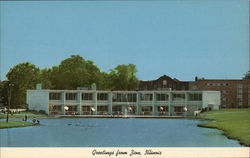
[0,118,241,147]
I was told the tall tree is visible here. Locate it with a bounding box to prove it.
[6,62,40,107]
[49,55,102,90]
[109,64,139,90]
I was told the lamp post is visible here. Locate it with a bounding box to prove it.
[7,83,14,123]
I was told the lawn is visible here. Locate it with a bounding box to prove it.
[197,108,250,146]
[0,121,35,129]
[0,111,49,119]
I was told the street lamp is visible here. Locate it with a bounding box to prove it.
[7,83,14,123]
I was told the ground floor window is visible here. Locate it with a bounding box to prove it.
[141,106,152,115]
[65,105,78,115]
[157,106,169,112]
[49,105,62,115]
[82,106,92,115]
[112,106,122,115]
[49,105,62,111]
[127,106,136,114]
[174,106,185,112]
[97,105,109,115]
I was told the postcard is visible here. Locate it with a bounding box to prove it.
[0,0,249,158]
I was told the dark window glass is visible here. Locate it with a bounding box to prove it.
[82,93,93,100]
[141,106,152,112]
[140,94,153,101]
[49,93,61,100]
[189,93,202,101]
[97,93,108,100]
[156,94,168,101]
[66,93,77,100]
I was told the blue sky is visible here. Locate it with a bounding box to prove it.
[0,0,249,81]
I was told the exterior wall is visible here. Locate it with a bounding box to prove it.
[202,91,221,110]
[27,90,220,116]
[27,90,49,114]
[194,79,249,108]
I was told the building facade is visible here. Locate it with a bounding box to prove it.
[190,79,250,108]
[138,75,189,91]
[27,89,220,116]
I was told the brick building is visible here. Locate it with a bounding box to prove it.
[189,79,250,108]
[139,75,250,108]
[138,75,189,91]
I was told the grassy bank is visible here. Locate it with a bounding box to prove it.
[197,108,250,146]
[0,111,49,119]
[0,121,35,129]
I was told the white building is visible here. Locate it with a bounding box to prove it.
[27,88,220,116]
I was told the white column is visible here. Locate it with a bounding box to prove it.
[93,91,97,115]
[108,92,113,114]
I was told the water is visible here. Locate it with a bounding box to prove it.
[0,118,241,147]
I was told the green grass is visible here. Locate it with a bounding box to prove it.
[0,121,35,129]
[197,108,250,146]
[0,111,49,119]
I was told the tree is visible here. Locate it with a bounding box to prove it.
[243,71,250,80]
[6,62,41,107]
[0,80,9,107]
[49,55,102,90]
[40,68,53,89]
[108,64,139,90]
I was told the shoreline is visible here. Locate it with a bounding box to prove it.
[194,109,250,147]
[0,121,35,129]
[197,123,246,147]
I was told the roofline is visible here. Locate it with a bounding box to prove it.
[27,89,220,93]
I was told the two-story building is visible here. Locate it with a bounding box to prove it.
[27,88,220,116]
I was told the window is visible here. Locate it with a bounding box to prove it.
[113,93,137,102]
[156,94,168,101]
[49,93,61,100]
[82,93,93,100]
[67,106,77,111]
[112,106,122,112]
[127,94,137,102]
[173,93,185,101]
[189,93,202,101]
[174,106,185,112]
[97,106,108,111]
[82,106,91,112]
[222,90,227,94]
[157,106,169,112]
[141,106,152,112]
[66,93,77,100]
[49,105,62,111]
[97,93,108,100]
[140,93,153,101]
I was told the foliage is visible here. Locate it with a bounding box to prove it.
[0,80,9,106]
[109,64,139,90]
[49,55,102,90]
[243,71,250,80]
[3,55,139,107]
[6,62,41,107]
